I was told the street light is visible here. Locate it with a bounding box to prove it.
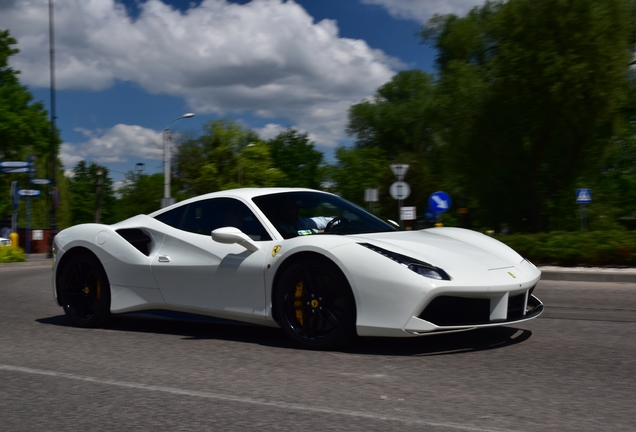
[162,113,194,208]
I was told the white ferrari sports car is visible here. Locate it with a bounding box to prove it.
[52,188,543,349]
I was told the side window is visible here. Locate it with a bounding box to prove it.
[155,198,271,241]
[154,205,186,228]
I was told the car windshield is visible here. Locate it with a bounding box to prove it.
[252,191,397,239]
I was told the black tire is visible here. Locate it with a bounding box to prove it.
[275,257,356,350]
[58,252,111,328]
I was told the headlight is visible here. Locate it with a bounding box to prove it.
[358,243,451,281]
[408,264,445,280]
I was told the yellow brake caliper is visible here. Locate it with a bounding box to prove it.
[294,280,304,326]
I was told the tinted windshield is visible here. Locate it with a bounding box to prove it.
[252,191,397,239]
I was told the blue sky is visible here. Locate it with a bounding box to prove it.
[0,0,483,187]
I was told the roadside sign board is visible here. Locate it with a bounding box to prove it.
[576,188,592,203]
[400,206,417,220]
[1,167,32,173]
[0,161,29,168]
[364,188,379,202]
[389,181,411,200]
[390,164,410,181]
[429,191,452,213]
[31,178,52,185]
[18,189,41,197]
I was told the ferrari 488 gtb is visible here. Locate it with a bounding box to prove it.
[52,188,543,349]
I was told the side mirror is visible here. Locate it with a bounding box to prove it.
[211,227,260,252]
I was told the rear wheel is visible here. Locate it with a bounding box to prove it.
[58,252,111,328]
[276,257,356,350]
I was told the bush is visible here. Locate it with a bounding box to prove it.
[495,230,636,267]
[0,246,26,263]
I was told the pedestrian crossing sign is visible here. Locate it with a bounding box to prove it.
[576,188,592,203]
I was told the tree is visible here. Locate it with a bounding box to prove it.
[68,161,116,225]
[173,119,283,196]
[267,129,325,188]
[328,146,392,214]
[421,0,636,231]
[347,70,437,158]
[0,29,68,229]
[115,172,165,221]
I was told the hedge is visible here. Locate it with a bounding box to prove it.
[495,230,636,267]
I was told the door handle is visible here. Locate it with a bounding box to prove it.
[158,255,171,263]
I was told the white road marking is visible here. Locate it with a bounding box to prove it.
[0,364,518,432]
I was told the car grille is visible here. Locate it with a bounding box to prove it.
[418,289,535,327]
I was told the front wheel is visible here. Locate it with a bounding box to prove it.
[58,252,111,328]
[275,257,356,350]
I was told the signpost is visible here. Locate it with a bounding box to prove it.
[389,164,410,228]
[576,188,592,230]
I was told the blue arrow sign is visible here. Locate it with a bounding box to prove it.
[576,188,592,203]
[428,191,452,213]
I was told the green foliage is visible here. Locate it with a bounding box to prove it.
[0,246,25,263]
[419,0,636,232]
[348,70,437,158]
[496,230,636,266]
[328,146,392,212]
[267,129,324,188]
[0,29,66,230]
[173,119,283,196]
[115,172,165,220]
[68,161,117,225]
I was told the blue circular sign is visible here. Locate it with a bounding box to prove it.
[428,191,452,213]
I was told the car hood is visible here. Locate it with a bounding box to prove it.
[351,227,524,273]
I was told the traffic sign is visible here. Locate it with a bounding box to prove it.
[389,181,411,200]
[429,191,452,213]
[1,167,32,174]
[31,178,52,185]
[400,206,417,220]
[390,164,410,181]
[0,161,29,168]
[423,207,437,220]
[364,188,379,202]
[576,188,592,203]
[18,189,41,197]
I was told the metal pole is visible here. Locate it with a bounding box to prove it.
[163,128,171,206]
[47,0,57,258]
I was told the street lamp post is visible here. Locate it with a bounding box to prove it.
[162,113,194,208]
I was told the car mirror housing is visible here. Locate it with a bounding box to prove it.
[211,227,260,252]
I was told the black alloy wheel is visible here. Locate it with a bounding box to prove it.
[276,257,356,350]
[58,252,111,328]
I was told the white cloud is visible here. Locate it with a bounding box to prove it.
[60,124,163,168]
[0,0,398,149]
[360,0,486,22]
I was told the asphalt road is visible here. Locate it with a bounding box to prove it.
[1,265,635,431]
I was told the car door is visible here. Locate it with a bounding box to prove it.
[150,198,273,322]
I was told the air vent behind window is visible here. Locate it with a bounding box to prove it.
[116,229,152,256]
